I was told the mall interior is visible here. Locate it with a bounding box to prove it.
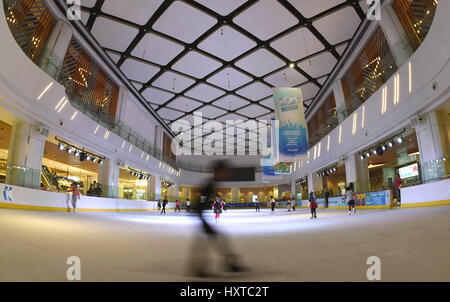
[0,0,449,281]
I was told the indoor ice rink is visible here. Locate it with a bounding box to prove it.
[0,0,449,284]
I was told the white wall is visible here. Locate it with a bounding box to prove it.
[401,179,450,204]
[0,183,174,211]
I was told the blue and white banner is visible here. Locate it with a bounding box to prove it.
[1,184,13,202]
[273,88,308,162]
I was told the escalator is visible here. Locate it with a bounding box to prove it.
[41,165,59,191]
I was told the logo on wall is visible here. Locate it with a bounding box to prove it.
[2,185,13,202]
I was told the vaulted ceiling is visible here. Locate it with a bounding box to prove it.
[76,0,370,150]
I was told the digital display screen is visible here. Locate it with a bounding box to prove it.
[399,163,419,179]
[214,167,255,182]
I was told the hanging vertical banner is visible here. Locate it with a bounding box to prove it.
[273,88,309,162]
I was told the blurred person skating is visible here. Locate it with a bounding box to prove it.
[255,198,260,212]
[270,196,276,214]
[292,196,296,211]
[161,197,168,215]
[175,200,181,212]
[189,160,247,278]
[309,192,318,219]
[345,183,357,215]
[287,198,292,212]
[68,182,80,213]
[222,199,227,212]
[157,199,161,211]
[186,198,190,212]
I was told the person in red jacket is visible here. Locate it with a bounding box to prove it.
[309,192,318,219]
[68,182,80,213]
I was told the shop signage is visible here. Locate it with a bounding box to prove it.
[1,184,13,202]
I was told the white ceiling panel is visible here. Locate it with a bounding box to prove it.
[81,0,96,8]
[193,0,248,16]
[167,97,203,112]
[258,113,275,121]
[152,1,217,43]
[233,0,298,41]
[317,76,328,86]
[259,97,274,110]
[213,95,250,111]
[198,26,257,62]
[131,81,143,91]
[157,108,185,121]
[299,82,320,100]
[80,11,90,25]
[185,83,225,103]
[264,67,307,87]
[297,51,337,78]
[336,43,348,55]
[217,113,249,123]
[196,105,227,119]
[142,87,174,105]
[236,104,271,118]
[172,51,223,79]
[101,0,164,25]
[152,71,196,93]
[287,0,346,18]
[106,50,120,63]
[313,7,361,45]
[235,49,286,77]
[131,33,184,66]
[150,104,159,110]
[207,67,252,91]
[236,81,273,101]
[120,58,160,83]
[270,27,324,61]
[91,17,138,52]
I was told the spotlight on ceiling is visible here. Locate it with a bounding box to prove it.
[397,136,403,144]
[86,154,91,161]
[366,151,371,157]
[66,147,73,154]
[98,159,103,165]
[360,153,365,160]
[58,143,64,150]
[92,158,97,163]
[289,63,295,68]
[373,149,377,155]
[382,145,386,151]
[74,150,80,157]
[388,141,394,148]
[376,145,385,156]
[79,152,87,162]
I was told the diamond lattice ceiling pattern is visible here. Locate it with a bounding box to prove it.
[79,0,367,147]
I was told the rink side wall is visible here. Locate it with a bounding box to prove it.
[401,179,450,208]
[0,184,174,212]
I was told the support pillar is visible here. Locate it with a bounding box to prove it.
[345,153,370,193]
[290,180,296,199]
[98,158,119,198]
[174,182,180,201]
[415,110,449,180]
[153,174,161,200]
[332,79,347,123]
[6,121,46,189]
[231,186,239,203]
[40,20,73,78]
[307,173,314,199]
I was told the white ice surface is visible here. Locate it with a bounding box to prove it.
[0,207,449,281]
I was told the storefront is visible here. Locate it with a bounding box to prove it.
[118,167,150,200]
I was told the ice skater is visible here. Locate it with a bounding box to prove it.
[188,160,247,278]
[292,197,296,211]
[213,195,223,223]
[175,200,181,212]
[309,192,318,219]
[287,198,292,212]
[270,196,276,214]
[222,199,227,212]
[255,198,260,212]
[161,197,168,215]
[186,198,190,212]
[68,182,80,213]
[345,183,357,215]
[395,174,402,206]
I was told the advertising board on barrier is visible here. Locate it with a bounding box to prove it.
[1,184,13,202]
[315,190,391,207]
[365,190,390,206]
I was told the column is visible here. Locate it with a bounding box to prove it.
[380,4,414,68]
[98,158,119,198]
[174,182,180,201]
[332,79,347,123]
[40,20,72,77]
[153,174,161,200]
[154,126,163,160]
[307,173,314,199]
[231,186,239,203]
[415,110,449,180]
[345,153,370,193]
[6,121,46,189]
[290,179,296,198]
